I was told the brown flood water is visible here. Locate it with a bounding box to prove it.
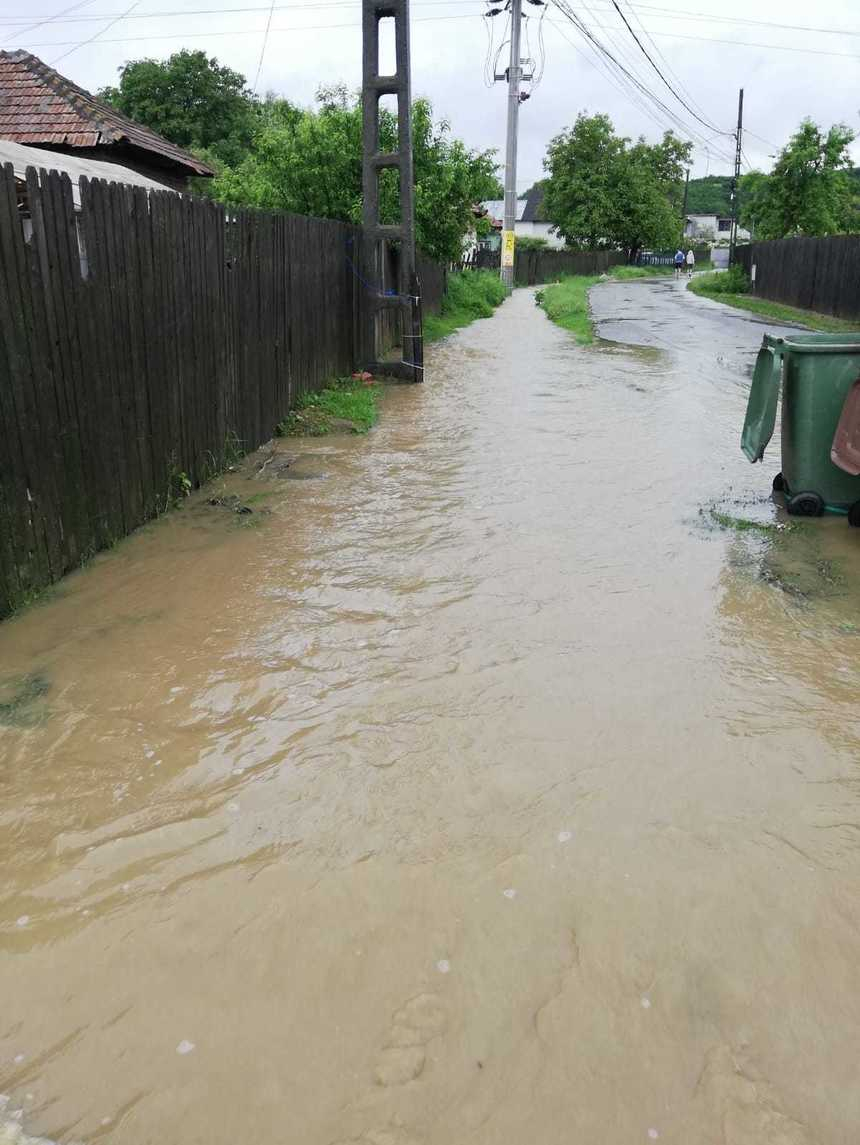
[2,280,860,1145]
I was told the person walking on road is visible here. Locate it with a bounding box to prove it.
[674,249,685,278]
[686,249,696,278]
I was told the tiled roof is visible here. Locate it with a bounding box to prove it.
[0,51,214,176]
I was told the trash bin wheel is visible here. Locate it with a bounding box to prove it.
[848,500,860,528]
[772,472,785,492]
[787,491,824,517]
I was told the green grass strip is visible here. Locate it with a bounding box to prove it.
[277,376,380,437]
[688,276,858,333]
[424,269,508,342]
[535,275,601,344]
[536,264,682,343]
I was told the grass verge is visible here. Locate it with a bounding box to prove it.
[610,264,678,280]
[424,270,507,342]
[688,273,858,333]
[536,264,685,343]
[277,376,380,437]
[535,275,600,344]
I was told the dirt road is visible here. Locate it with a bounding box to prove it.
[2,279,859,1144]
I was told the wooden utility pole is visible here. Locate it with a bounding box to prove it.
[680,167,690,240]
[361,0,423,381]
[729,88,744,267]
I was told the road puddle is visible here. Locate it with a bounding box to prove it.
[1,284,859,1143]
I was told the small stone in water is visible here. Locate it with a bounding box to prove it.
[176,1040,195,1055]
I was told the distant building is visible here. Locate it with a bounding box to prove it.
[684,213,750,243]
[480,184,565,251]
[0,50,213,191]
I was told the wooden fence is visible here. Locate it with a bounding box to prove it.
[735,236,860,321]
[461,247,625,283]
[0,165,442,617]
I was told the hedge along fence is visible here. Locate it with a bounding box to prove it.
[735,236,860,321]
[0,165,443,618]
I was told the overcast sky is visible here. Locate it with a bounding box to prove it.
[1,0,858,188]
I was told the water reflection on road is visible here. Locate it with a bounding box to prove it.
[1,280,859,1144]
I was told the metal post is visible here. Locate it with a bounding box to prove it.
[361,0,422,381]
[500,0,523,291]
[729,87,744,268]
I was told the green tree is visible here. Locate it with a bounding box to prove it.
[542,113,691,255]
[685,175,733,216]
[738,170,770,236]
[211,87,500,263]
[99,50,259,167]
[750,119,856,239]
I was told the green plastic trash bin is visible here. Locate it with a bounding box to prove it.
[741,333,860,517]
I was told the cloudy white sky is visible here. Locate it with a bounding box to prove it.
[1,0,858,187]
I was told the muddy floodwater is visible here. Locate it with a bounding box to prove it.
[2,279,860,1145]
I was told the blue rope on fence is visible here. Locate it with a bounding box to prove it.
[344,237,398,298]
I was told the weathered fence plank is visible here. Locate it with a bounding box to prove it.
[736,236,860,321]
[0,169,445,617]
[461,247,626,283]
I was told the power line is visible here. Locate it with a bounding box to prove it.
[621,25,860,59]
[0,0,490,26]
[743,128,780,152]
[619,0,716,130]
[608,0,725,134]
[545,14,678,141]
[50,0,140,62]
[251,0,275,93]
[4,0,101,44]
[549,1,736,160]
[20,9,480,51]
[629,2,860,40]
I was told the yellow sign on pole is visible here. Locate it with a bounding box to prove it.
[501,229,516,268]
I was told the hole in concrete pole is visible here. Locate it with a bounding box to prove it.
[378,16,396,76]
[378,93,399,151]
[378,167,401,226]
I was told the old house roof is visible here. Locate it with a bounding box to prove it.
[519,184,546,223]
[0,50,213,177]
[0,139,179,206]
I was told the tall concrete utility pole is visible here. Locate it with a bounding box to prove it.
[361,0,423,382]
[729,87,744,267]
[500,0,523,291]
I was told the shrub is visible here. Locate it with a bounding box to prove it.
[694,266,750,295]
[441,270,507,319]
[516,236,550,252]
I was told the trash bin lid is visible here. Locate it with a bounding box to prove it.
[766,334,860,355]
[742,342,782,462]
